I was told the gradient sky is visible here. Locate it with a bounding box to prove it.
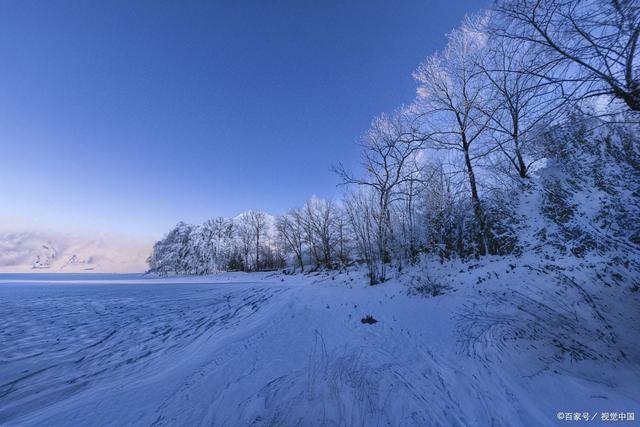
[0,0,486,239]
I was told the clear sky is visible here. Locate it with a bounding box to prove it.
[0,0,486,239]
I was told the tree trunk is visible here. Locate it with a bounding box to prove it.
[516,150,528,179]
[614,85,640,112]
[255,236,260,271]
[512,130,528,179]
[463,142,491,256]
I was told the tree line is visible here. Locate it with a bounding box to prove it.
[148,0,639,283]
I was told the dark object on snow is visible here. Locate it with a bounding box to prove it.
[361,315,378,324]
[408,274,451,297]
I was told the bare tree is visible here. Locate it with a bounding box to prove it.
[495,0,640,112]
[245,210,269,270]
[334,110,425,282]
[478,24,565,178]
[276,208,306,272]
[301,197,338,268]
[236,210,269,271]
[392,155,431,264]
[413,15,496,255]
[236,219,252,271]
[344,190,383,285]
[334,207,351,266]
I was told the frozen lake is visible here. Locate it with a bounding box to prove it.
[0,274,292,426]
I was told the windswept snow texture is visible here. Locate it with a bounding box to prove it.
[0,271,638,426]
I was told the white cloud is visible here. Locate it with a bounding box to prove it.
[0,229,152,273]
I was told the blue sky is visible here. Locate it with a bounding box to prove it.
[0,0,485,239]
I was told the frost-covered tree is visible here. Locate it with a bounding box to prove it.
[495,0,640,113]
[301,197,338,268]
[276,208,306,272]
[477,19,564,179]
[147,222,198,275]
[333,209,351,266]
[199,217,235,272]
[249,210,269,270]
[335,110,425,282]
[235,210,272,271]
[344,189,382,285]
[413,15,496,255]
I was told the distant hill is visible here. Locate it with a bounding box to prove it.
[0,230,152,273]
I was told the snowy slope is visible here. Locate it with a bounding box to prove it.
[0,268,637,426]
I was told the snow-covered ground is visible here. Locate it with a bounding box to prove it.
[0,266,638,426]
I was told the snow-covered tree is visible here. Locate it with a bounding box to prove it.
[413,15,496,255]
[335,110,425,282]
[477,17,564,179]
[147,222,198,275]
[276,208,306,272]
[495,0,640,113]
